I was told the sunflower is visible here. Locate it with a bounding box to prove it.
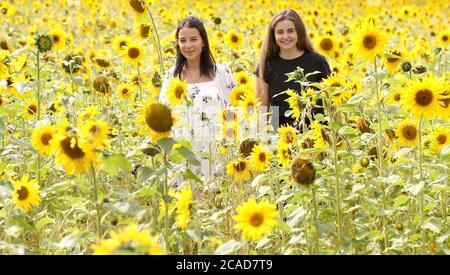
[113,35,131,53]
[48,28,66,50]
[52,121,96,175]
[226,159,251,182]
[278,124,297,146]
[78,106,99,123]
[137,23,152,39]
[92,224,165,255]
[396,120,418,147]
[234,71,251,85]
[233,198,277,242]
[322,73,350,107]
[384,48,405,73]
[142,101,174,142]
[128,0,147,18]
[166,77,187,106]
[159,189,177,219]
[239,93,259,119]
[284,89,302,122]
[35,34,53,53]
[11,174,41,212]
[350,21,388,61]
[438,30,449,47]
[116,83,134,101]
[81,119,109,149]
[250,145,272,172]
[224,29,243,49]
[230,84,250,107]
[308,121,327,149]
[428,126,450,153]
[317,35,338,58]
[175,185,193,230]
[277,143,291,167]
[0,96,7,106]
[123,42,144,65]
[24,99,38,120]
[401,76,445,120]
[31,125,56,155]
[93,75,112,96]
[291,156,316,185]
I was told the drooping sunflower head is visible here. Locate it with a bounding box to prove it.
[233,198,278,242]
[62,53,84,74]
[128,0,146,17]
[144,102,173,141]
[277,142,291,167]
[239,138,259,158]
[93,75,111,95]
[291,156,316,186]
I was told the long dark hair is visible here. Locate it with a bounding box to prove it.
[173,16,216,79]
[259,9,315,81]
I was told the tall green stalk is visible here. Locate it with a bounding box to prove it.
[145,5,164,77]
[90,162,102,239]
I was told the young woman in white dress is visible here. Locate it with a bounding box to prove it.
[159,16,237,184]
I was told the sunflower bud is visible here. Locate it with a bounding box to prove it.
[35,34,53,53]
[360,157,370,167]
[356,118,371,134]
[145,103,173,133]
[412,65,427,74]
[291,156,316,186]
[400,61,412,72]
[213,17,222,25]
[129,0,145,13]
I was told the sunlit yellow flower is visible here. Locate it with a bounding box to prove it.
[226,159,251,183]
[350,20,388,61]
[250,145,272,172]
[233,198,277,242]
[11,174,41,212]
[31,125,56,155]
[428,126,450,153]
[175,185,193,230]
[166,77,188,106]
[278,125,297,146]
[224,29,243,49]
[92,224,165,255]
[396,120,418,147]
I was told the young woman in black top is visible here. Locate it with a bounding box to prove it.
[255,9,331,131]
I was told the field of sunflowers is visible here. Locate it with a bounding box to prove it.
[0,0,449,255]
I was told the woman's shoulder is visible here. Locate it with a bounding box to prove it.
[215,63,233,75]
[305,51,328,63]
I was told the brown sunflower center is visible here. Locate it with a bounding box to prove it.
[90,125,101,135]
[394,93,401,101]
[27,104,37,115]
[129,0,145,13]
[53,35,60,43]
[239,77,247,84]
[40,133,53,145]
[442,35,448,42]
[174,86,185,98]
[331,82,342,88]
[121,88,129,95]
[437,134,447,144]
[60,137,85,159]
[234,161,246,172]
[236,92,245,101]
[414,89,433,106]
[402,125,417,140]
[231,35,238,43]
[387,50,402,63]
[284,132,293,143]
[17,186,29,201]
[320,38,333,51]
[363,34,376,50]
[259,152,266,162]
[140,24,150,38]
[119,41,128,49]
[249,213,264,227]
[128,47,140,59]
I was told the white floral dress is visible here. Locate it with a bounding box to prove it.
[159,64,237,181]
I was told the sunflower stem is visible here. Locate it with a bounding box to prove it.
[163,150,170,253]
[137,65,143,101]
[90,162,102,239]
[35,50,42,187]
[311,186,319,254]
[418,114,426,254]
[145,5,164,77]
